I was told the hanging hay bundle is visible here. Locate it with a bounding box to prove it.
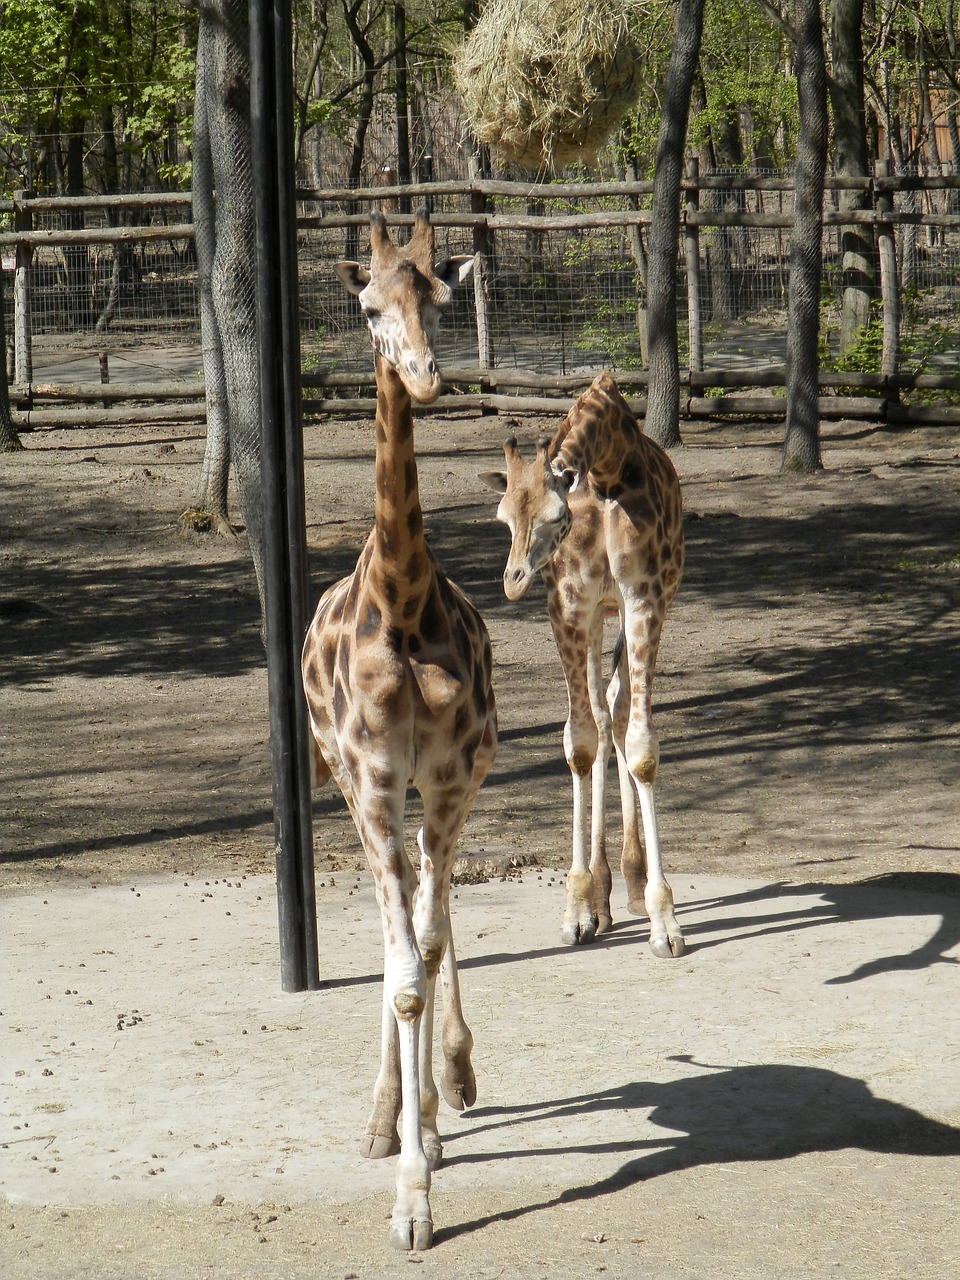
[452,0,644,170]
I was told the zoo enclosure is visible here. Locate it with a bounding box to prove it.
[5,167,960,428]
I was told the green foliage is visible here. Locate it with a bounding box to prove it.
[0,0,197,194]
[692,0,797,166]
[833,315,884,375]
[617,0,797,175]
[575,298,646,369]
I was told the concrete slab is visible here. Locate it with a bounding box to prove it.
[2,873,959,1278]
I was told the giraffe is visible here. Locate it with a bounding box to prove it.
[301,210,497,1251]
[480,371,685,958]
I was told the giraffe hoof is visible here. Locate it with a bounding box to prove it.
[595,912,613,936]
[561,918,596,945]
[649,931,686,959]
[360,1130,401,1159]
[423,1133,443,1171]
[625,895,645,918]
[389,1217,434,1251]
[441,1063,477,1111]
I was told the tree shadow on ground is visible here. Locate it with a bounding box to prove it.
[0,558,265,683]
[437,1057,960,1243]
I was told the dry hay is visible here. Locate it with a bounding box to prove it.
[452,0,644,171]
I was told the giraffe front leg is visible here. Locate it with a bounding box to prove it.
[390,1013,434,1252]
[557,626,604,945]
[381,911,434,1250]
[625,729,685,959]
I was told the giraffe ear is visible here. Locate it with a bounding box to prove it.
[554,464,580,494]
[334,262,371,296]
[478,469,508,493]
[434,254,475,295]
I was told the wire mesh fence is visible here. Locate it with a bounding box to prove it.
[5,171,960,422]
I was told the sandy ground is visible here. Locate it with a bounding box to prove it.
[3,871,960,1279]
[2,404,960,1276]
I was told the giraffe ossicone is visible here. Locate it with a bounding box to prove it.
[302,210,496,1251]
[481,371,686,958]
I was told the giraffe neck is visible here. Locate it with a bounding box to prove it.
[367,356,431,619]
[549,377,635,486]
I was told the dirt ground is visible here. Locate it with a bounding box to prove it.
[2,404,960,1276]
[3,406,959,890]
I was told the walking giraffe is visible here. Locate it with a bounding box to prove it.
[301,211,497,1250]
[481,371,685,958]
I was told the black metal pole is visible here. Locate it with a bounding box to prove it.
[249,0,320,991]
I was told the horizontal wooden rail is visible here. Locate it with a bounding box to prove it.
[0,223,194,248]
[300,392,960,423]
[5,172,960,218]
[14,380,204,403]
[8,209,957,250]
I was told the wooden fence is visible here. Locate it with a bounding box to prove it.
[4,167,960,429]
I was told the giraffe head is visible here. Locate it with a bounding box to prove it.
[479,436,577,601]
[334,209,475,404]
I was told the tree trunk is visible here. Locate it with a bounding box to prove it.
[343,1,377,260]
[946,0,960,209]
[624,156,649,366]
[782,0,828,474]
[62,130,92,328]
[394,4,411,214]
[94,108,142,337]
[919,53,946,247]
[829,0,875,353]
[184,11,234,541]
[644,0,706,450]
[186,0,265,615]
[702,81,745,322]
[0,264,22,453]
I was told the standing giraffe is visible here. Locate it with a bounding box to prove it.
[481,371,685,958]
[301,211,497,1250]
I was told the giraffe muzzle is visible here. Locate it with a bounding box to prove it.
[503,564,533,601]
[401,355,442,404]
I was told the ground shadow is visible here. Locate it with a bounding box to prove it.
[675,874,960,983]
[437,1058,960,1243]
[316,870,960,993]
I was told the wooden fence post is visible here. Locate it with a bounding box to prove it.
[684,155,703,375]
[13,190,33,391]
[874,159,900,379]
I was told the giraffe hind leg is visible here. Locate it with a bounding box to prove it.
[439,933,476,1111]
[361,985,402,1159]
[612,629,685,957]
[616,743,648,917]
[414,821,477,1116]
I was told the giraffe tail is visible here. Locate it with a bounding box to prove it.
[611,629,625,681]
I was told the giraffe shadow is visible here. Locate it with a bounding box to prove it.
[671,872,960,983]
[435,1059,960,1243]
[317,869,960,991]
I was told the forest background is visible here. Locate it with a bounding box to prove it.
[1,0,958,214]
